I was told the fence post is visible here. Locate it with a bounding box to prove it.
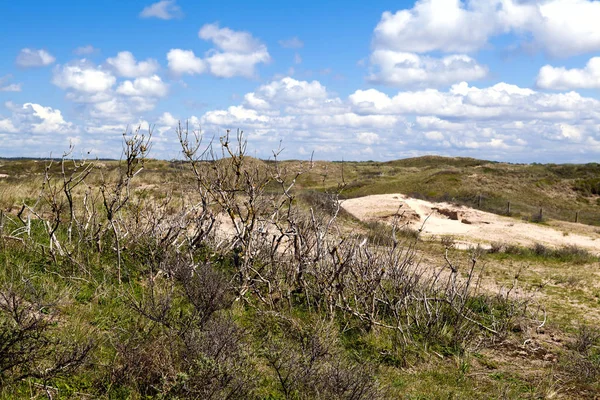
[507,201,511,215]
[539,207,543,221]
[575,211,579,223]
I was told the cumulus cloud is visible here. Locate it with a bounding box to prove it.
[116,75,168,97]
[166,49,205,75]
[106,51,159,77]
[199,23,271,78]
[157,111,179,127]
[373,0,496,54]
[0,118,18,133]
[16,48,55,67]
[368,50,488,87]
[0,75,21,92]
[537,57,600,90]
[243,77,328,110]
[279,37,304,49]
[199,23,263,53]
[188,76,600,161]
[167,24,270,78]
[527,0,600,57]
[52,61,116,93]
[28,72,600,160]
[373,0,600,58]
[1,102,76,135]
[52,57,168,125]
[356,132,380,145]
[139,0,183,19]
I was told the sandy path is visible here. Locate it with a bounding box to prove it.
[341,194,600,253]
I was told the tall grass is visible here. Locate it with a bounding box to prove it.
[0,127,548,398]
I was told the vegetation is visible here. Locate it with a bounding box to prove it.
[0,128,598,398]
[283,157,600,226]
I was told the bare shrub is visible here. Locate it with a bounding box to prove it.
[440,235,456,249]
[562,325,600,383]
[260,314,381,399]
[0,123,540,397]
[489,241,505,254]
[0,282,92,385]
[119,259,255,398]
[532,242,550,257]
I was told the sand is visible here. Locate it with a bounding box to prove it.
[341,194,600,254]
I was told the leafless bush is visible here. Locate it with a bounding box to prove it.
[172,123,535,348]
[1,122,539,397]
[260,314,380,399]
[562,325,600,383]
[121,251,255,398]
[489,241,505,254]
[571,325,600,354]
[0,282,92,385]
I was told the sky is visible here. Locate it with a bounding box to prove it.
[3,0,600,162]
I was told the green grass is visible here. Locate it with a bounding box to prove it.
[2,155,600,398]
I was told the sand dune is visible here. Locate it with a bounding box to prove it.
[341,194,600,253]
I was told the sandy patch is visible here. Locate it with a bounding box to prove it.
[341,194,600,254]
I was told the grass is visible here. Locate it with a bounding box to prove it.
[486,242,598,265]
[286,157,600,226]
[2,152,600,398]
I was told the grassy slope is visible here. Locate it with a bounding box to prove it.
[1,156,600,398]
[287,156,600,225]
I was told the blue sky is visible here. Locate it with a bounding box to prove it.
[3,0,600,162]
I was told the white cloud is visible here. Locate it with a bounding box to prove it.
[190,76,600,161]
[157,111,179,127]
[1,102,76,135]
[243,77,328,110]
[87,97,155,123]
[416,116,465,131]
[74,45,98,55]
[529,0,600,57]
[373,0,600,58]
[0,84,21,92]
[373,0,496,54]
[0,118,17,133]
[52,58,168,125]
[139,0,183,19]
[116,75,168,97]
[349,81,585,122]
[537,57,600,90]
[368,50,488,87]
[356,132,380,145]
[423,130,445,141]
[199,23,263,53]
[20,103,75,134]
[167,49,206,75]
[106,51,159,77]
[52,61,116,93]
[558,123,583,141]
[199,23,271,78]
[279,37,304,49]
[167,24,270,78]
[0,75,21,92]
[203,51,271,78]
[16,48,55,67]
